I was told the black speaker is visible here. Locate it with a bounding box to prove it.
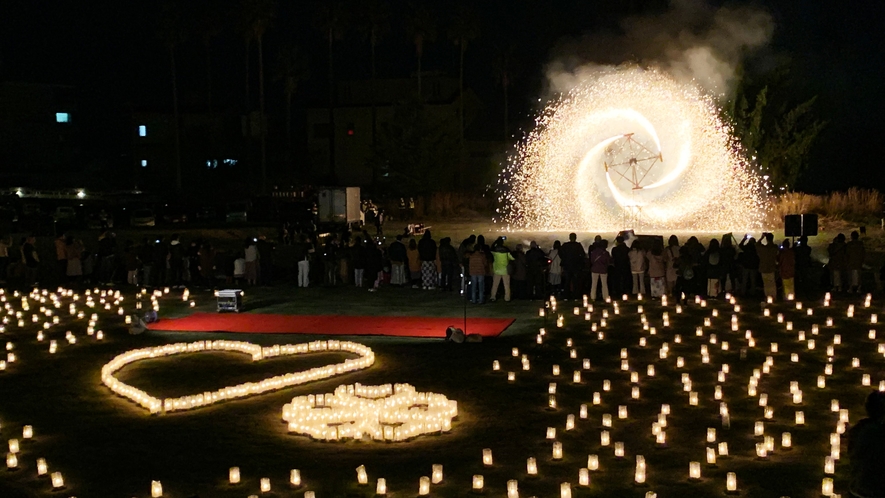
[802,213,819,236]
[784,213,819,237]
[784,214,802,237]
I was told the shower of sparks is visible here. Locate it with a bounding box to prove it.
[499,67,769,232]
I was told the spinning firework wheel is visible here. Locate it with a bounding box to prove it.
[603,133,663,190]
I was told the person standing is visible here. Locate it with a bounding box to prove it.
[124,241,139,286]
[468,244,488,304]
[704,239,722,298]
[139,239,154,287]
[244,238,260,286]
[847,391,885,498]
[406,238,421,288]
[21,235,40,287]
[719,235,737,294]
[388,235,407,286]
[589,239,612,301]
[628,240,648,295]
[65,234,84,285]
[490,237,515,302]
[779,239,796,299]
[827,234,847,291]
[323,234,340,285]
[0,234,10,284]
[547,240,563,298]
[417,230,438,290]
[351,237,367,287]
[611,236,631,296]
[647,244,666,298]
[559,233,586,300]
[438,237,458,291]
[257,235,273,285]
[664,235,680,295]
[738,236,759,296]
[54,233,67,284]
[457,235,477,293]
[525,241,547,300]
[366,239,383,291]
[846,230,865,293]
[294,234,314,288]
[756,232,779,299]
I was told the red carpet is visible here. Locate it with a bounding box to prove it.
[147,313,514,338]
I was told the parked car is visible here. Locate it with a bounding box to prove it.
[161,205,189,224]
[130,208,156,227]
[85,210,114,229]
[53,206,77,222]
[225,202,249,223]
[195,206,217,222]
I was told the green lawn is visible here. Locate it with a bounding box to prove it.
[0,283,876,497]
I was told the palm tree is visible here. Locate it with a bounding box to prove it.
[357,0,390,152]
[494,43,517,142]
[158,2,186,193]
[242,0,275,194]
[274,45,310,164]
[198,0,224,111]
[448,6,479,189]
[405,3,436,98]
[313,2,347,182]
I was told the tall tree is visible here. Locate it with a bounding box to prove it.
[493,43,517,142]
[242,0,275,194]
[274,45,310,166]
[197,0,224,112]
[158,2,186,193]
[730,75,827,192]
[448,5,479,190]
[313,2,347,183]
[356,0,390,185]
[405,3,436,98]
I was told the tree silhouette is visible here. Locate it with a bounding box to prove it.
[241,0,275,193]
[313,2,348,183]
[274,44,310,166]
[448,5,479,190]
[405,3,436,98]
[493,42,518,142]
[197,0,224,112]
[157,2,186,193]
[356,0,390,185]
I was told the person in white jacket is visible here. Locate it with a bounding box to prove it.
[629,241,648,295]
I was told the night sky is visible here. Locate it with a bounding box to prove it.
[1,0,882,193]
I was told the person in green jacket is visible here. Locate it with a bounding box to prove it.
[490,237,515,302]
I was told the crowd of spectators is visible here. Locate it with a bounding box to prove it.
[0,227,868,303]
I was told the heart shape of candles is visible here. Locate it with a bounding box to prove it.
[101,339,375,414]
[282,383,458,442]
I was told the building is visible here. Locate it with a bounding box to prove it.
[0,82,79,186]
[306,76,492,189]
[129,109,246,195]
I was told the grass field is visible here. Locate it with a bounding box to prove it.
[0,281,879,497]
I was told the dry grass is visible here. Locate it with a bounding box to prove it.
[770,188,884,223]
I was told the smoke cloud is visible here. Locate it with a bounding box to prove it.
[545,0,774,98]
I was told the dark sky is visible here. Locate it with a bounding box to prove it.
[0,0,882,193]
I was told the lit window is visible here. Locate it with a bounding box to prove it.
[141,160,148,168]
[138,125,147,137]
[56,113,70,123]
